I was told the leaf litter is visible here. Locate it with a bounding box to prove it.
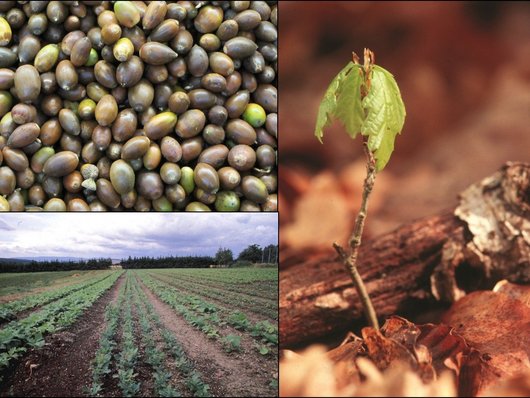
[280,281,530,397]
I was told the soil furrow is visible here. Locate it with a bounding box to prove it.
[137,277,277,397]
[0,272,125,397]
[147,273,276,324]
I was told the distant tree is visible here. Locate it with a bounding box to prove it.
[237,244,262,263]
[262,244,278,264]
[215,247,233,265]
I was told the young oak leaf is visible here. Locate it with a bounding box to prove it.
[315,61,406,171]
[362,66,406,171]
[334,64,364,139]
[314,62,360,143]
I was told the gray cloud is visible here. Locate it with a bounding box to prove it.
[0,219,15,231]
[0,213,277,259]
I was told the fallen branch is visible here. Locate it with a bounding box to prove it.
[280,162,530,347]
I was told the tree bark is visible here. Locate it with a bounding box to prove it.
[280,162,530,347]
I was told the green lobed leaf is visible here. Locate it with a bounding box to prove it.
[361,65,406,171]
[314,62,358,143]
[334,64,364,139]
[314,61,406,171]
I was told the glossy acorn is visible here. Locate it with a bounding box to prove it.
[180,166,195,195]
[121,135,150,160]
[63,170,83,193]
[241,175,268,204]
[194,5,223,33]
[128,79,154,112]
[14,65,41,103]
[34,44,60,73]
[136,171,164,200]
[216,20,239,41]
[67,198,90,211]
[114,1,141,28]
[31,146,55,173]
[186,45,209,77]
[0,195,9,211]
[96,177,121,208]
[242,103,266,128]
[0,91,12,118]
[0,68,14,90]
[2,147,29,171]
[7,122,40,148]
[110,159,135,194]
[0,166,16,195]
[0,17,11,46]
[144,111,177,140]
[193,162,219,194]
[116,56,144,87]
[71,37,92,67]
[113,37,135,62]
[227,144,256,171]
[225,90,250,118]
[139,42,178,65]
[218,166,241,190]
[43,197,67,211]
[226,119,257,145]
[160,136,182,162]
[185,201,211,211]
[253,84,277,112]
[160,162,181,185]
[197,144,228,169]
[149,18,179,42]
[11,104,37,125]
[55,60,78,91]
[215,191,240,211]
[142,142,162,170]
[111,108,138,142]
[143,1,167,30]
[223,37,258,59]
[175,109,206,139]
[16,167,35,190]
[168,91,190,114]
[43,151,79,177]
[95,95,118,127]
[58,109,81,136]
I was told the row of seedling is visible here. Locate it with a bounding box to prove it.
[0,271,122,381]
[138,273,277,356]
[147,271,277,320]
[130,272,211,397]
[0,271,115,323]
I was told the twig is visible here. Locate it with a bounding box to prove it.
[332,49,380,330]
[333,141,379,330]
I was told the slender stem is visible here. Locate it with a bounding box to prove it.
[333,140,380,330]
[332,48,379,330]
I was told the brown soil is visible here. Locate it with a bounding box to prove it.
[137,278,278,397]
[0,273,125,397]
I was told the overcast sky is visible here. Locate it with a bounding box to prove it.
[0,214,277,259]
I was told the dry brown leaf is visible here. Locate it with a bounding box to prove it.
[442,284,530,395]
[279,344,456,397]
[281,171,352,250]
[479,370,530,397]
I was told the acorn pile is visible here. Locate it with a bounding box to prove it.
[0,1,277,211]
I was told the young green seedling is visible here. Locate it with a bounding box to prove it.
[315,49,406,330]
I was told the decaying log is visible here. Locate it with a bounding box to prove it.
[280,162,530,347]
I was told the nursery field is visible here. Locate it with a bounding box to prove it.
[0,268,278,397]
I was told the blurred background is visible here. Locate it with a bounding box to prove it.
[280,1,530,262]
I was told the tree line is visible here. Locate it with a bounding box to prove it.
[121,255,214,269]
[0,258,112,273]
[215,244,279,265]
[0,243,279,272]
